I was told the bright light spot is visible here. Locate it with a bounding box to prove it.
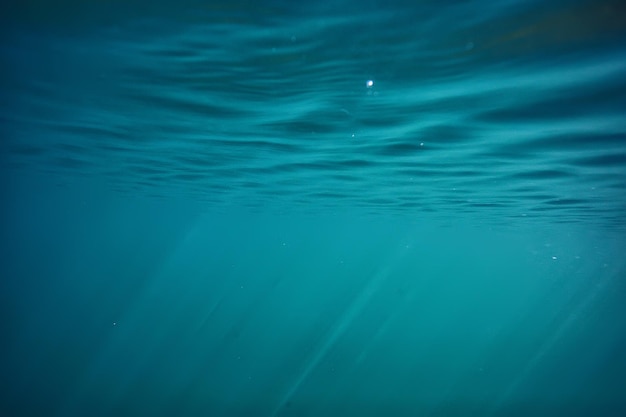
[552,256,557,260]
[366,80,374,88]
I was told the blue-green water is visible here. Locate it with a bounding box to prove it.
[1,1,626,416]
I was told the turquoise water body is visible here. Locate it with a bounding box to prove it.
[1,0,626,416]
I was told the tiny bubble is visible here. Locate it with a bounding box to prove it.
[366,80,374,88]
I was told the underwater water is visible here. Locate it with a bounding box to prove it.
[1,0,626,416]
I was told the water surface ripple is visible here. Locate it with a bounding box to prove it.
[2,0,625,226]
